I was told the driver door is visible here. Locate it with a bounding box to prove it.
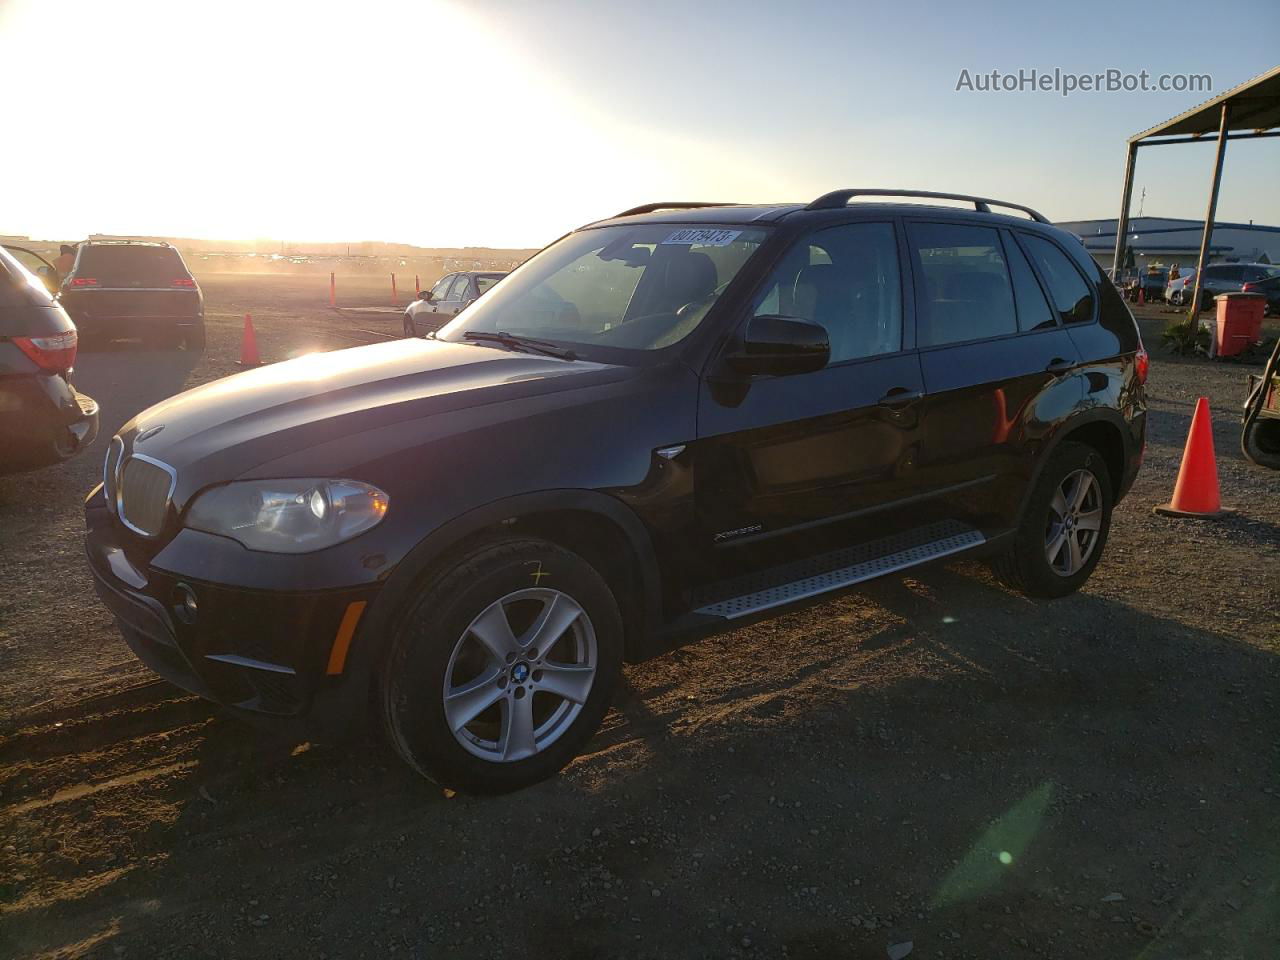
[693,220,926,558]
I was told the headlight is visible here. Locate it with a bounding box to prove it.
[184,479,389,553]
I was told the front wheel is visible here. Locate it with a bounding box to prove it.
[990,441,1113,598]
[403,314,417,338]
[381,537,623,793]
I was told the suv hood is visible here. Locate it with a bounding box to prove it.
[120,338,621,495]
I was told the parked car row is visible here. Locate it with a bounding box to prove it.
[1,238,206,475]
[1166,262,1280,308]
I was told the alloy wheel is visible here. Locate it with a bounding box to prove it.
[1044,468,1102,577]
[442,588,597,763]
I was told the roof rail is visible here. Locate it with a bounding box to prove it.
[805,189,1050,224]
[613,201,729,218]
[84,236,173,246]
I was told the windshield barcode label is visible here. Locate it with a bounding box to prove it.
[662,228,741,246]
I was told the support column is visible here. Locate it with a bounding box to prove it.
[1113,142,1138,279]
[1189,103,1231,354]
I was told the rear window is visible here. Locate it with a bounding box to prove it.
[908,222,1017,347]
[75,246,190,285]
[0,247,57,309]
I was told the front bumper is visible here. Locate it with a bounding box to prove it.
[85,492,380,735]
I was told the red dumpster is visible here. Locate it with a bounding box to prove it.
[1216,292,1265,358]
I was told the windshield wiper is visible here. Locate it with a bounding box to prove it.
[462,331,578,361]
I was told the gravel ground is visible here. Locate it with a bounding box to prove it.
[0,286,1277,960]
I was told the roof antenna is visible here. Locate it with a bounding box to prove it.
[1137,186,1146,219]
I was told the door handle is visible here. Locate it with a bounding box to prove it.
[1046,358,1074,376]
[878,387,922,408]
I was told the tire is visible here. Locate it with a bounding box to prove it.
[989,441,1114,599]
[381,537,623,794]
[403,314,417,338]
[184,322,206,353]
[1242,417,1280,469]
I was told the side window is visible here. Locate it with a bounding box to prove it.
[1020,234,1095,324]
[753,222,902,363]
[907,222,1017,346]
[1002,231,1056,331]
[428,275,453,301]
[447,275,471,300]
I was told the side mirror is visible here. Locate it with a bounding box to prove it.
[725,315,829,377]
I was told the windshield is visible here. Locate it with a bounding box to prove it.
[437,224,768,359]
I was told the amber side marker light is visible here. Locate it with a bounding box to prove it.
[326,601,368,675]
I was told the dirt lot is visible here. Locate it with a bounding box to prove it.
[1,280,1277,960]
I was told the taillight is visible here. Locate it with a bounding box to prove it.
[70,277,99,287]
[1134,346,1149,385]
[171,278,196,287]
[1241,282,1255,292]
[13,330,78,373]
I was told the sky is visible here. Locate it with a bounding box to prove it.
[1,0,1277,249]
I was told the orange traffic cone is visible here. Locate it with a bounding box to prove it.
[1138,286,1146,305]
[237,313,261,367]
[1154,397,1230,518]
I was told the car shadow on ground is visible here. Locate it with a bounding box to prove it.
[3,560,1276,959]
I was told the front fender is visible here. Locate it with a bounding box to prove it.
[342,488,662,691]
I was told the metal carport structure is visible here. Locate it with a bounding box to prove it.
[1113,66,1280,339]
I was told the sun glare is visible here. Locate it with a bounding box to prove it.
[0,0,800,248]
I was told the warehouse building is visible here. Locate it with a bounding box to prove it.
[1057,216,1279,272]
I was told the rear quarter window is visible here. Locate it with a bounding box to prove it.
[75,246,190,286]
[1019,234,1095,324]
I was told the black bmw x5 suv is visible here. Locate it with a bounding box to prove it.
[86,190,1147,793]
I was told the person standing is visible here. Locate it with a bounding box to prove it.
[53,244,76,279]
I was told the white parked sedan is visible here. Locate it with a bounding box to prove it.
[403,271,507,337]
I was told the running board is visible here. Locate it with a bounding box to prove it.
[692,520,986,620]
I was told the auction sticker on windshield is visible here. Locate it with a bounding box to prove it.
[662,228,742,246]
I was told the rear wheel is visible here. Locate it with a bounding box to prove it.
[184,322,206,352]
[381,537,623,793]
[990,441,1113,598]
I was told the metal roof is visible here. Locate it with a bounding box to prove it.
[1130,65,1280,142]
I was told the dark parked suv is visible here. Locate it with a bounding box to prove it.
[61,239,205,349]
[85,190,1147,793]
[1,245,99,474]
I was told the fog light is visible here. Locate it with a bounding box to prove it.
[173,583,198,624]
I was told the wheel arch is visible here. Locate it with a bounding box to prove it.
[1029,411,1132,506]
[347,490,662,692]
